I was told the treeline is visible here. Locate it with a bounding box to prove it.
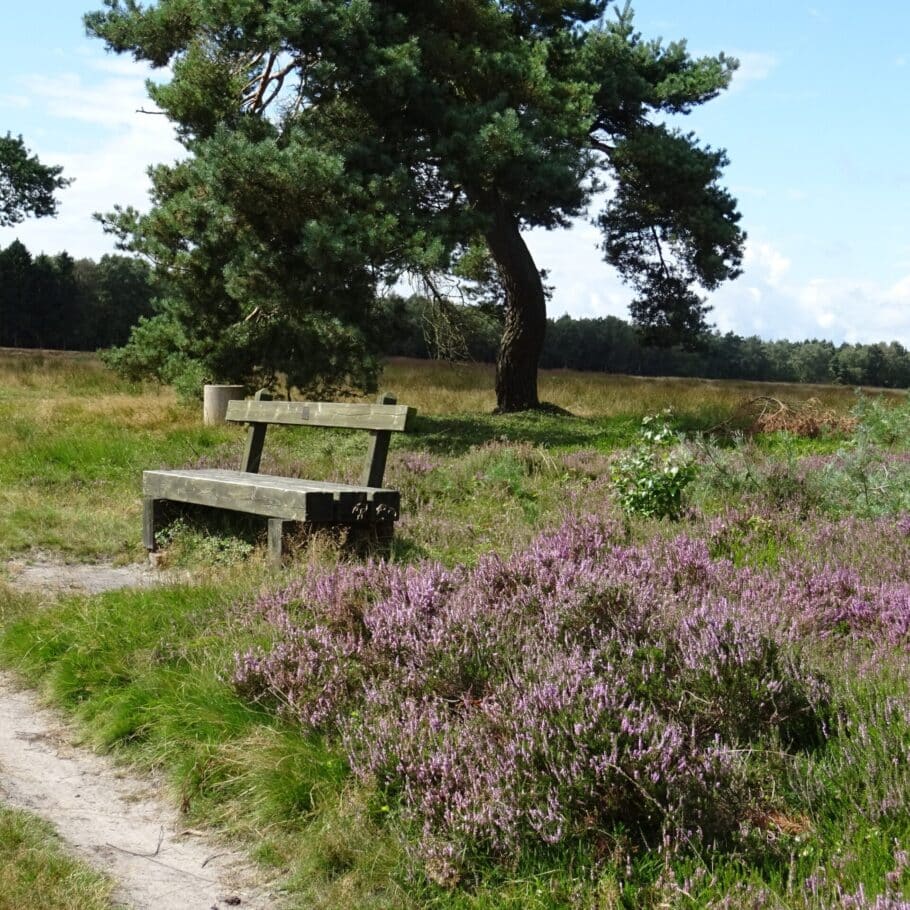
[381,296,910,389]
[2,243,908,390]
[0,240,154,350]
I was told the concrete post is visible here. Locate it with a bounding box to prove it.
[203,384,245,426]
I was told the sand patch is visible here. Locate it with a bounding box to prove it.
[0,672,280,909]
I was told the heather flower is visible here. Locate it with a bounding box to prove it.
[393,451,439,477]
[235,512,832,875]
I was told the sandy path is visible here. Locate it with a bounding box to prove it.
[4,554,177,597]
[0,671,280,910]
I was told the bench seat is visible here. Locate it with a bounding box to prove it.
[143,469,400,525]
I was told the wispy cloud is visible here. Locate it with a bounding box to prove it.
[27,70,167,130]
[729,51,780,91]
[0,94,30,110]
[0,54,181,258]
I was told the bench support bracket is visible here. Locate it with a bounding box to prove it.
[241,389,271,473]
[361,392,396,487]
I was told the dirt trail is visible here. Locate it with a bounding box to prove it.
[0,672,279,910]
[1,559,281,909]
[4,553,178,597]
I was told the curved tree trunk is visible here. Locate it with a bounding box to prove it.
[484,204,547,412]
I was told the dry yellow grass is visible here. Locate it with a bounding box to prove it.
[1,348,903,560]
[3,349,897,425]
[381,357,899,418]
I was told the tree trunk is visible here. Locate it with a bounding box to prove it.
[484,204,547,412]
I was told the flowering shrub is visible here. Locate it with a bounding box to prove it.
[235,513,833,881]
[611,412,697,520]
[392,451,439,477]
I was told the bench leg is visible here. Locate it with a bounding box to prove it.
[347,520,395,557]
[142,498,161,552]
[268,519,285,564]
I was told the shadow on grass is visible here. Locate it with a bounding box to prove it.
[402,400,758,457]
[403,413,641,456]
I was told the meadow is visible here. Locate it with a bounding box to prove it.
[1,350,909,908]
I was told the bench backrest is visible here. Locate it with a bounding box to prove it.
[228,391,416,488]
[225,399,415,432]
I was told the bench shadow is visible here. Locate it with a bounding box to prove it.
[153,504,399,564]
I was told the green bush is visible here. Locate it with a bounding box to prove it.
[610,412,697,520]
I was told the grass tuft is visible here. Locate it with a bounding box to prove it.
[0,806,114,910]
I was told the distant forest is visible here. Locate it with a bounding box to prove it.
[382,296,910,389]
[0,240,153,351]
[2,240,908,389]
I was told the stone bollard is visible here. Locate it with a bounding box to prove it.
[203,384,245,426]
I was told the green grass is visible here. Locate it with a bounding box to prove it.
[0,805,114,910]
[2,351,910,908]
[0,390,237,559]
[0,350,884,560]
[0,579,417,908]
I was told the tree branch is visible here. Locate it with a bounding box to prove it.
[651,225,672,282]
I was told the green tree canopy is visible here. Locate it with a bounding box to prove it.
[87,0,744,410]
[0,134,70,227]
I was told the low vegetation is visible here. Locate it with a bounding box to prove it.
[1,351,909,908]
[0,806,114,910]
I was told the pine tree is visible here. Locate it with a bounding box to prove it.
[88,0,744,409]
[0,134,70,227]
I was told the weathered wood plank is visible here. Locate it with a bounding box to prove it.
[268,518,285,563]
[145,469,397,495]
[240,389,271,473]
[225,399,416,432]
[361,392,396,488]
[143,470,336,522]
[143,469,400,522]
[142,498,158,551]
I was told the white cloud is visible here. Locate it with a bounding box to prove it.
[886,274,910,304]
[531,230,910,347]
[711,239,910,344]
[745,240,791,288]
[27,70,166,130]
[526,222,630,321]
[0,57,182,259]
[729,52,780,91]
[0,94,30,110]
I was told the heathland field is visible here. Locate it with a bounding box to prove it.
[2,350,910,908]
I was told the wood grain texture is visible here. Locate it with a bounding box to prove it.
[267,518,285,562]
[142,470,400,522]
[225,399,416,432]
[361,392,397,487]
[240,389,272,473]
[142,498,158,551]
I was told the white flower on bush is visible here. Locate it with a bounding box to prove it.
[611,411,698,520]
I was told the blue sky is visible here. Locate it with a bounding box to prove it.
[1,1,908,345]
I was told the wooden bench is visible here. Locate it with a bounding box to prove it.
[142,392,416,561]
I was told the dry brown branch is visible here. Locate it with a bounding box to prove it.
[704,396,857,439]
